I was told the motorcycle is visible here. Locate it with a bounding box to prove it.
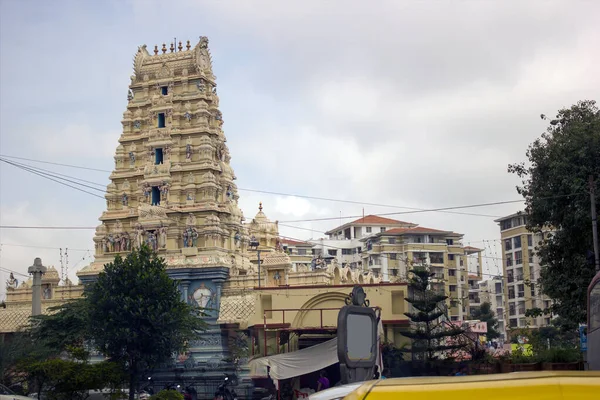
[213,375,238,400]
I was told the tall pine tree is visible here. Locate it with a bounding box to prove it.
[402,267,465,361]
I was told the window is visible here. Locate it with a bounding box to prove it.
[528,253,534,264]
[509,304,516,316]
[507,270,514,283]
[506,253,513,267]
[509,319,518,328]
[449,269,456,277]
[297,249,307,256]
[341,248,353,255]
[413,252,426,262]
[158,113,166,128]
[446,239,454,245]
[380,227,386,233]
[501,220,512,230]
[527,234,533,247]
[449,285,457,292]
[161,86,168,95]
[430,252,444,264]
[515,251,523,265]
[530,285,536,297]
[451,316,459,321]
[517,284,525,298]
[366,227,372,233]
[513,236,521,249]
[155,148,164,165]
[388,238,396,244]
[356,247,361,254]
[508,287,515,299]
[448,254,455,261]
[504,239,512,251]
[151,186,160,205]
[328,249,337,256]
[390,253,397,260]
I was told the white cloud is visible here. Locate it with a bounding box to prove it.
[30,123,120,159]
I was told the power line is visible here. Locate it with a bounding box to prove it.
[0,226,96,230]
[0,154,522,220]
[0,154,111,173]
[2,158,107,189]
[238,187,503,218]
[0,158,106,199]
[278,192,585,223]
[0,243,91,251]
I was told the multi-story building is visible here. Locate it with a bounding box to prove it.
[310,215,417,269]
[473,277,506,341]
[358,226,483,321]
[495,212,553,333]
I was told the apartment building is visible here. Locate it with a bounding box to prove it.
[309,215,416,269]
[358,226,483,321]
[280,238,315,271]
[495,212,553,333]
[472,277,506,341]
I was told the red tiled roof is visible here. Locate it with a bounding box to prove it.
[350,215,413,225]
[464,246,482,252]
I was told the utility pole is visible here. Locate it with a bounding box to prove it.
[590,175,600,273]
[28,257,47,316]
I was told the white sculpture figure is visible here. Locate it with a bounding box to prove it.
[6,273,18,290]
[158,225,168,248]
[190,282,213,308]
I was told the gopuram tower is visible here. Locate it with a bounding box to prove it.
[77,37,255,385]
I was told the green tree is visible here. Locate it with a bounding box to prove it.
[470,302,501,340]
[29,245,206,400]
[0,332,54,390]
[508,99,600,327]
[85,245,206,400]
[401,267,465,361]
[19,358,126,400]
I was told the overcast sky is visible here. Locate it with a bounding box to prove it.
[1,0,598,298]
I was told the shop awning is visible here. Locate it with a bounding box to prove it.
[249,338,339,384]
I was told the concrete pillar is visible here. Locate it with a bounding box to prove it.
[180,280,190,303]
[381,254,389,283]
[28,257,47,316]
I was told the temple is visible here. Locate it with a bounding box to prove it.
[0,37,483,399]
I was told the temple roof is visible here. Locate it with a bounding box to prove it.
[217,293,256,325]
[0,305,52,333]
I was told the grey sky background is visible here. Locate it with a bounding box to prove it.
[1,0,598,298]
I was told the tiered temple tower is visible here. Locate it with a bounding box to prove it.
[76,37,255,388]
[78,37,253,280]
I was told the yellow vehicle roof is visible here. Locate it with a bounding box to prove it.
[344,371,600,400]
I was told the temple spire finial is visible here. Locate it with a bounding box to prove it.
[259,202,263,212]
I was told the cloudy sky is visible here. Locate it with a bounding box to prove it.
[1,0,598,298]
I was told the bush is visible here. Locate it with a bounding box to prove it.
[150,389,184,400]
[537,347,580,363]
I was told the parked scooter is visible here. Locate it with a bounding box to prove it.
[213,375,238,400]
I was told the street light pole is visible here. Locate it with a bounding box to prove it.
[257,249,262,288]
[250,236,261,288]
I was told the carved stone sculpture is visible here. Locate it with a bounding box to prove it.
[6,273,18,290]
